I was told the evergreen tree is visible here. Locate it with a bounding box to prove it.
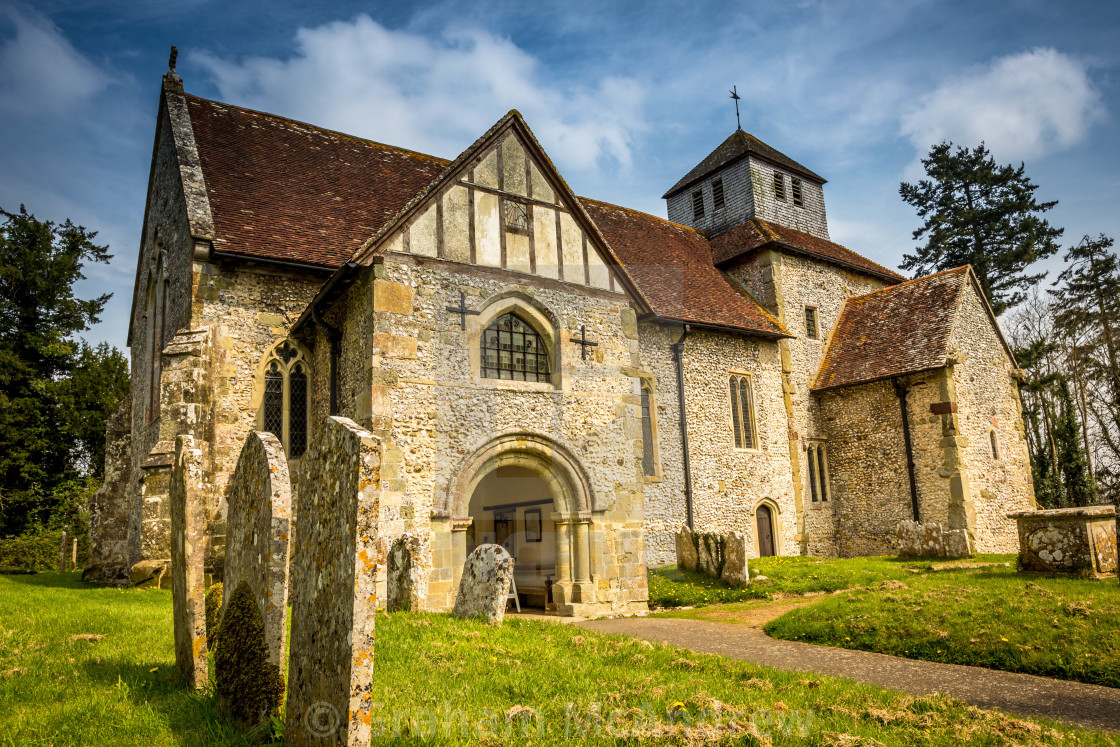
[1051,234,1120,396]
[0,205,124,536]
[900,142,1063,315]
[1053,377,1095,507]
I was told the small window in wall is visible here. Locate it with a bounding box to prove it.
[804,306,819,340]
[791,177,804,207]
[729,374,757,450]
[260,340,310,459]
[481,313,550,382]
[990,430,1000,460]
[807,443,830,502]
[692,189,705,220]
[640,384,657,477]
[772,171,786,201]
[712,178,726,210]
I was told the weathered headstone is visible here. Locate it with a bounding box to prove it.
[223,431,291,667]
[285,417,383,747]
[720,531,749,587]
[676,526,697,571]
[386,536,413,612]
[85,397,133,585]
[896,520,972,559]
[453,544,515,624]
[170,434,208,690]
[58,525,69,573]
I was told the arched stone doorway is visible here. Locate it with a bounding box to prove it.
[447,433,596,612]
[756,505,776,557]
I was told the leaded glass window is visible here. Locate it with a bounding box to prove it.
[260,340,310,459]
[730,374,757,450]
[481,313,549,382]
[807,446,819,502]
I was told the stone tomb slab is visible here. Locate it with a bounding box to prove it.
[170,435,208,690]
[285,417,383,747]
[1009,506,1116,578]
[453,544,515,624]
[222,431,292,667]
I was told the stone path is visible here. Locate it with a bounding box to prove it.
[579,616,1120,734]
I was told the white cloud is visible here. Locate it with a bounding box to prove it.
[0,6,112,115]
[191,16,645,173]
[900,48,1104,167]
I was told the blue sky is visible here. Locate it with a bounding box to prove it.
[1,0,1117,353]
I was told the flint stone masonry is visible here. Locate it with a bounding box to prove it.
[222,431,291,667]
[1010,506,1117,578]
[453,544,515,624]
[675,526,749,587]
[386,533,428,612]
[169,435,208,690]
[86,397,133,585]
[896,520,972,559]
[285,417,383,747]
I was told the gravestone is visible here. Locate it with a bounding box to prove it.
[676,526,697,571]
[285,417,384,747]
[386,536,413,612]
[720,531,749,587]
[453,544,515,624]
[85,397,133,585]
[897,520,972,559]
[223,431,291,666]
[170,434,208,690]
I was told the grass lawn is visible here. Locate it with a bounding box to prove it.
[0,572,1116,745]
[647,554,1013,608]
[764,564,1120,689]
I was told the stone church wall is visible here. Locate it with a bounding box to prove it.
[949,286,1036,552]
[332,252,648,615]
[639,323,797,561]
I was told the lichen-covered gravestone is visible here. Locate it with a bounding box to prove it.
[453,544,515,624]
[676,526,698,571]
[170,434,208,690]
[222,431,291,667]
[386,533,428,613]
[85,396,133,586]
[285,417,383,747]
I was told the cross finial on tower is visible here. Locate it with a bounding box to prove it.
[169,46,178,73]
[729,85,742,131]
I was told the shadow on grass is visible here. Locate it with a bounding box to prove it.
[81,657,259,746]
[0,571,104,590]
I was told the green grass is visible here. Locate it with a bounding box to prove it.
[0,571,1116,745]
[647,554,1013,608]
[764,564,1120,688]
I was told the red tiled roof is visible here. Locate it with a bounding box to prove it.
[813,266,971,391]
[185,94,450,267]
[663,129,825,199]
[711,218,907,284]
[580,198,787,337]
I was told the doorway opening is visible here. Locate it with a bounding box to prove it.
[467,465,556,609]
[756,504,776,557]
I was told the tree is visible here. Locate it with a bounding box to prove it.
[1053,377,1096,507]
[0,205,126,536]
[900,142,1063,315]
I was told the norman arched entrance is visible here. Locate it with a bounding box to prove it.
[447,433,597,612]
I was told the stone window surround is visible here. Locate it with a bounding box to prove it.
[637,373,663,482]
[466,291,563,391]
[990,429,1000,460]
[806,440,831,508]
[804,305,819,340]
[251,338,312,462]
[728,370,760,453]
[751,498,783,557]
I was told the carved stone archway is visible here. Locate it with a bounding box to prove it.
[446,432,597,609]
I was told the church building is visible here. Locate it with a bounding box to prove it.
[88,67,1036,615]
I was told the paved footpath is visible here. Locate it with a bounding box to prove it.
[579,617,1120,734]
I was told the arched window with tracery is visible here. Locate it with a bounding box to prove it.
[480,313,549,382]
[260,340,310,458]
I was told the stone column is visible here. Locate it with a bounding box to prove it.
[571,519,595,604]
[552,516,573,607]
[450,518,472,604]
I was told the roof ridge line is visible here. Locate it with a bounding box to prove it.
[577,196,707,236]
[184,92,453,166]
[847,264,969,303]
